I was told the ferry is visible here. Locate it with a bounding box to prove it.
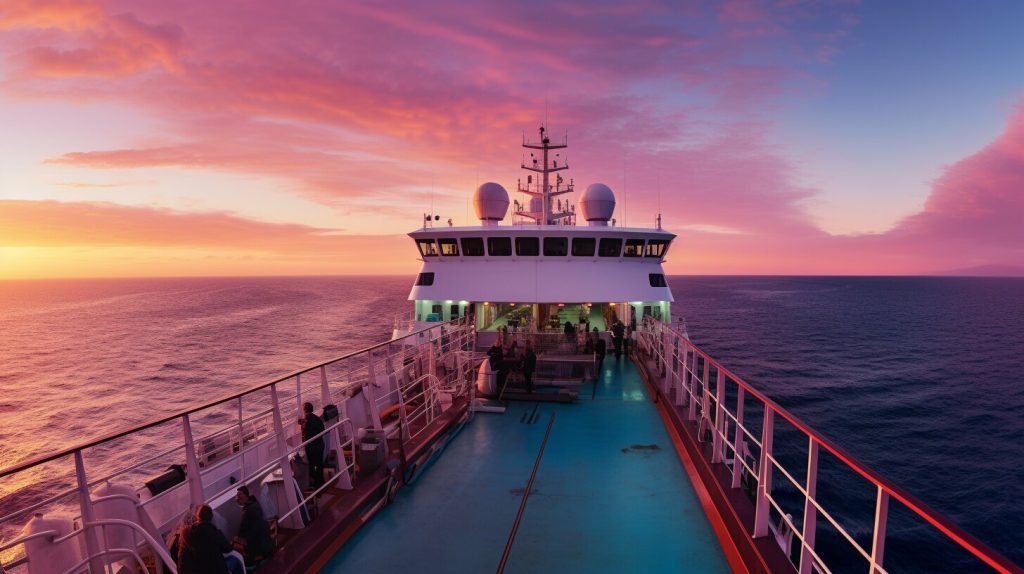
[0,128,1020,574]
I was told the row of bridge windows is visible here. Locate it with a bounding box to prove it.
[416,237,670,259]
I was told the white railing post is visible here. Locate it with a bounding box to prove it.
[236,397,244,446]
[700,358,710,422]
[687,350,699,421]
[674,340,687,407]
[270,383,303,529]
[870,487,890,574]
[799,438,820,574]
[236,397,246,478]
[365,352,383,431]
[712,369,725,463]
[321,365,352,490]
[753,408,774,538]
[181,414,205,506]
[731,388,745,488]
[74,451,106,574]
[661,329,672,394]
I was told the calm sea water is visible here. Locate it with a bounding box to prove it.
[0,276,1021,571]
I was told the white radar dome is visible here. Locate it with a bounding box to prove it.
[473,182,510,222]
[579,183,616,224]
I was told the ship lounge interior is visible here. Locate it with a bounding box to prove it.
[413,300,670,332]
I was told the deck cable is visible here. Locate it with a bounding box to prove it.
[496,411,556,574]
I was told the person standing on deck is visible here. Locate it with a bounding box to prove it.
[522,340,537,393]
[612,320,625,358]
[594,328,606,373]
[300,402,326,489]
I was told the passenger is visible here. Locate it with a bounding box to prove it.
[177,504,235,574]
[612,320,625,359]
[487,341,503,370]
[234,486,274,565]
[583,333,594,354]
[522,340,537,393]
[593,328,606,372]
[563,321,575,342]
[299,402,326,489]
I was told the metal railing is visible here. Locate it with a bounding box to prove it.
[0,317,476,573]
[635,317,1021,574]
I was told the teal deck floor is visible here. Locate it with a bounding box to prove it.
[320,358,730,573]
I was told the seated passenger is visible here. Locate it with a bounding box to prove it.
[177,504,238,574]
[233,486,275,565]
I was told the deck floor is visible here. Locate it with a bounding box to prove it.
[320,357,730,573]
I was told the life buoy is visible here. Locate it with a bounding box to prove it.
[379,403,402,423]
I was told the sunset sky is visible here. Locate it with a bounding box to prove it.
[1,0,1023,278]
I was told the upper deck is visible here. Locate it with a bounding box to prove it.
[321,357,730,573]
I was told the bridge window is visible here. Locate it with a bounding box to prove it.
[624,239,644,257]
[516,237,539,256]
[649,273,667,287]
[416,272,435,286]
[416,239,438,257]
[438,238,459,256]
[571,237,596,256]
[598,238,622,257]
[487,237,512,256]
[461,237,485,256]
[645,239,669,258]
[543,237,568,256]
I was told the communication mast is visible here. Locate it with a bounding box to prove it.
[514,125,575,225]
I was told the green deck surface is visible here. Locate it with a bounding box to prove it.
[320,357,730,573]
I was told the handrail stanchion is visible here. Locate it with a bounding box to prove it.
[701,356,711,422]
[799,437,820,574]
[754,408,775,538]
[687,350,699,421]
[731,388,746,488]
[236,397,245,477]
[712,369,725,463]
[181,414,205,507]
[674,339,687,407]
[365,352,383,431]
[270,383,302,529]
[870,486,890,574]
[73,451,106,574]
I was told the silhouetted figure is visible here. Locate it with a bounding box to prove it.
[488,342,508,394]
[612,321,625,358]
[177,505,231,574]
[234,486,274,565]
[594,328,606,372]
[563,320,575,341]
[522,340,537,393]
[300,402,326,489]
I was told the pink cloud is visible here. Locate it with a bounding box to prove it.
[6,0,1023,276]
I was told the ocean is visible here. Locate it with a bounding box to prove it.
[1,275,1021,571]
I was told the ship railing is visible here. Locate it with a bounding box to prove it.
[635,316,1021,574]
[0,316,475,573]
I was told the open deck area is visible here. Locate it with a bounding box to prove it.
[320,358,730,573]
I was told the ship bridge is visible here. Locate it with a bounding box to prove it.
[405,126,674,334]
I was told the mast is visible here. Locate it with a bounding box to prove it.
[515,125,575,225]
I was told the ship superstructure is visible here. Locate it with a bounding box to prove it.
[402,126,674,340]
